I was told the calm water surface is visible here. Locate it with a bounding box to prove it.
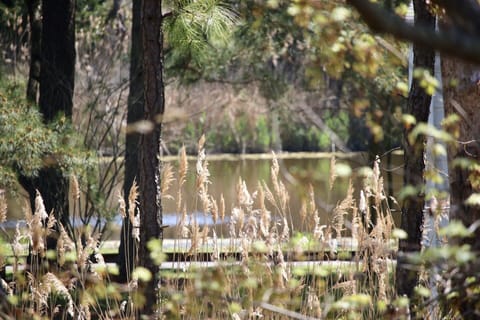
[160,152,403,237]
[5,152,404,238]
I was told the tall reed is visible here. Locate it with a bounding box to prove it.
[0,142,403,319]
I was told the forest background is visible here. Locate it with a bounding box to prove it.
[1,0,480,319]
[0,0,404,160]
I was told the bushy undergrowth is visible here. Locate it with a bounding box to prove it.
[0,137,477,319]
[0,81,96,193]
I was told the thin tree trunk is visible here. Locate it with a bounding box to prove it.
[396,0,435,302]
[441,55,480,320]
[25,0,41,103]
[442,60,480,246]
[118,0,143,283]
[139,0,164,316]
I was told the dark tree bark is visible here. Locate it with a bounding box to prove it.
[19,0,75,229]
[106,0,123,22]
[0,0,14,7]
[441,20,480,254]
[441,55,480,320]
[37,0,75,227]
[39,0,75,122]
[139,0,164,316]
[395,0,435,302]
[118,0,143,283]
[25,0,41,103]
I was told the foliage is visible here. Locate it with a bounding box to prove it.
[164,0,237,81]
[0,81,96,194]
[281,109,350,152]
[175,106,351,154]
[396,219,480,318]
[169,0,406,154]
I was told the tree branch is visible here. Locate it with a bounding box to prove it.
[434,0,480,34]
[346,0,480,65]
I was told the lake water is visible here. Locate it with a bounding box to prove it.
[4,152,404,239]
[158,152,403,237]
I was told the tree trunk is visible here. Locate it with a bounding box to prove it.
[20,0,75,228]
[39,0,75,122]
[117,0,143,283]
[441,55,480,320]
[25,0,41,103]
[396,0,435,301]
[441,58,480,243]
[139,0,164,316]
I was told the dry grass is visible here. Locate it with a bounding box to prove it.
[154,139,400,319]
[0,138,403,319]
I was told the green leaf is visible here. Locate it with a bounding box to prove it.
[452,157,475,170]
[402,114,416,127]
[392,228,408,240]
[455,245,474,263]
[334,163,352,178]
[415,285,431,298]
[439,220,473,238]
[465,193,480,207]
[432,143,447,157]
[331,7,351,22]
[229,302,242,314]
[132,267,152,282]
[394,297,410,308]
[148,238,167,265]
[396,81,409,96]
[397,185,419,201]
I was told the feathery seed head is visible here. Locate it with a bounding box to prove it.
[0,189,6,224]
[118,191,126,219]
[70,174,80,201]
[161,162,175,198]
[128,179,139,225]
[329,156,337,190]
[34,190,48,221]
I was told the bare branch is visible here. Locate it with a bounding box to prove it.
[346,0,480,65]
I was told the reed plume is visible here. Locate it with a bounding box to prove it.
[329,156,337,190]
[128,179,138,226]
[41,272,74,317]
[28,192,47,256]
[258,183,271,238]
[219,194,225,222]
[332,180,354,238]
[176,145,188,215]
[0,190,6,224]
[161,162,175,200]
[127,180,140,242]
[57,223,74,267]
[71,174,81,201]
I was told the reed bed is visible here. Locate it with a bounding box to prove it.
[0,137,404,319]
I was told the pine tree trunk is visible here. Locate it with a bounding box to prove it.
[39,0,75,122]
[396,0,435,301]
[118,0,143,283]
[20,0,75,228]
[139,0,164,316]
